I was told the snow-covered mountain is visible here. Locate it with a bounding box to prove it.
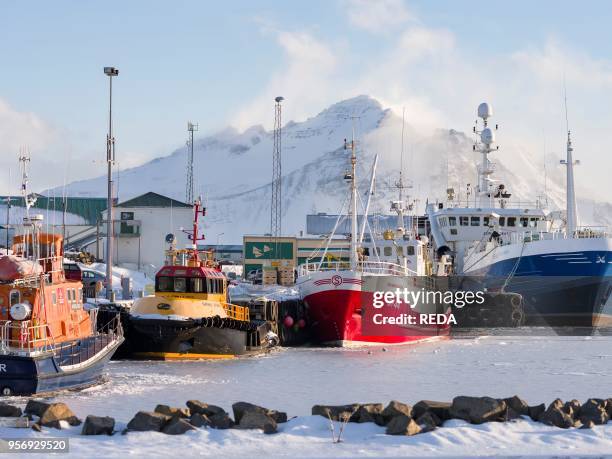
[47,96,611,243]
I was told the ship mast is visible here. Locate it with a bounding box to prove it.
[345,132,358,271]
[560,89,579,236]
[474,103,498,207]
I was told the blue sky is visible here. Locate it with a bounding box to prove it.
[1,0,611,199]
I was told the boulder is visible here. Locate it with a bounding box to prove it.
[502,396,529,416]
[0,403,22,417]
[412,400,452,421]
[189,413,211,428]
[579,399,609,425]
[450,396,507,424]
[186,400,226,417]
[415,412,439,432]
[354,403,384,425]
[208,412,233,429]
[236,411,277,434]
[606,398,612,419]
[539,399,574,429]
[232,402,287,424]
[162,417,196,435]
[39,403,81,428]
[580,419,595,429]
[385,415,421,436]
[563,400,581,419]
[24,400,50,417]
[528,403,546,422]
[81,415,115,435]
[31,423,42,432]
[127,411,171,432]
[312,404,360,422]
[381,401,412,425]
[154,404,190,419]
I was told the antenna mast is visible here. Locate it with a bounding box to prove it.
[185,122,198,204]
[271,96,284,258]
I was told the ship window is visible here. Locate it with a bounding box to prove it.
[52,290,57,305]
[174,277,187,292]
[520,217,529,227]
[9,290,20,306]
[499,217,505,226]
[190,277,206,293]
[507,217,516,227]
[471,216,480,226]
[450,228,457,235]
[529,218,537,228]
[157,276,173,292]
[78,288,83,302]
[448,216,456,227]
[383,246,392,256]
[483,217,490,226]
[459,216,469,226]
[438,217,446,227]
[407,246,415,256]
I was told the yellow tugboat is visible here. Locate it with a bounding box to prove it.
[126,200,277,360]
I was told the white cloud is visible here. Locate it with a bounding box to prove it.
[232,30,339,130]
[343,0,413,33]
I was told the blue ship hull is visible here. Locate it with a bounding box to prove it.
[472,250,612,326]
[0,334,123,396]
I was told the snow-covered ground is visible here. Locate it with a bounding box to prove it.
[83,262,153,299]
[1,335,611,457]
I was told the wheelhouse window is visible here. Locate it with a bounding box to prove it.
[383,246,392,256]
[529,218,537,228]
[499,217,505,226]
[448,216,456,227]
[157,276,174,292]
[190,277,206,293]
[520,217,529,227]
[483,217,490,226]
[9,290,20,306]
[407,246,415,256]
[507,217,516,227]
[471,216,480,226]
[174,278,187,292]
[459,216,469,226]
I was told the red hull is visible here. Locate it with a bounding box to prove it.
[304,288,447,346]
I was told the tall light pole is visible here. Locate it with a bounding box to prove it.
[104,66,118,299]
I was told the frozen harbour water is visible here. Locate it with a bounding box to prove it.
[2,334,612,457]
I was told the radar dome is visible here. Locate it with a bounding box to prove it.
[481,127,495,145]
[477,102,492,120]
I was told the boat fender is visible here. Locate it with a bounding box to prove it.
[510,295,521,308]
[212,316,221,328]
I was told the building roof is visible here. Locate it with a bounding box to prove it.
[116,192,192,209]
[0,196,107,225]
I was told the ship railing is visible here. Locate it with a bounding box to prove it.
[223,303,250,322]
[297,261,417,277]
[0,320,57,355]
[497,227,610,246]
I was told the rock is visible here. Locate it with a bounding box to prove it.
[31,423,42,432]
[189,413,211,428]
[385,415,421,436]
[539,399,574,429]
[154,404,190,419]
[563,400,581,419]
[24,400,50,417]
[312,404,359,422]
[503,407,522,421]
[579,399,609,425]
[606,398,612,418]
[502,396,529,416]
[232,402,287,424]
[186,400,226,417]
[81,415,115,435]
[39,403,81,428]
[412,400,452,421]
[127,411,171,432]
[162,417,196,435]
[381,401,412,425]
[528,403,545,422]
[0,403,22,417]
[415,412,439,432]
[450,396,507,424]
[236,411,277,434]
[580,419,595,429]
[354,403,384,425]
[208,412,233,429]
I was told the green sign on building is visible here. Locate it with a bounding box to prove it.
[244,241,294,260]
